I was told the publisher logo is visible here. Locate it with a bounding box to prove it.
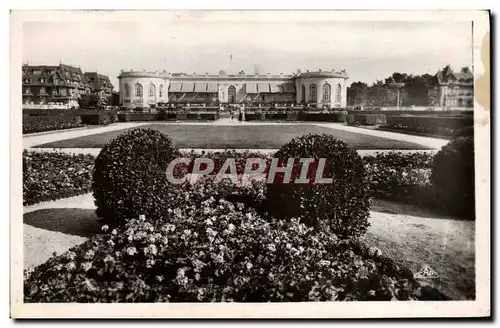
[414,265,439,279]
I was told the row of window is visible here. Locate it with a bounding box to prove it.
[124,83,342,102]
[301,83,342,103]
[124,83,163,98]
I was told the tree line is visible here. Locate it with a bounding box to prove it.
[347,72,438,108]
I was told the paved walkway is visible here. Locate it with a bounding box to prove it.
[23,122,151,148]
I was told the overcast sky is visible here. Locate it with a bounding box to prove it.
[22,15,473,90]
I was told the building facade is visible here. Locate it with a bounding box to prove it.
[22,64,114,108]
[117,69,349,109]
[429,65,474,109]
[84,72,115,105]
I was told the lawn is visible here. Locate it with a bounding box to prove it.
[34,124,431,150]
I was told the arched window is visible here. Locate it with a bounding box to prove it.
[335,84,342,103]
[124,83,130,98]
[228,86,236,104]
[135,83,143,97]
[309,84,316,102]
[323,83,331,102]
[149,84,156,97]
[301,84,306,103]
[159,84,164,97]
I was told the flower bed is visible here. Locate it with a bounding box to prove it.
[347,114,387,126]
[363,151,433,198]
[25,179,448,302]
[382,116,473,137]
[23,115,84,134]
[23,151,95,205]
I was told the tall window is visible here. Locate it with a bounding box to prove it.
[322,83,331,103]
[309,84,316,102]
[159,84,164,97]
[335,84,342,103]
[124,83,130,98]
[149,84,156,97]
[228,86,236,103]
[135,83,143,97]
[301,84,306,103]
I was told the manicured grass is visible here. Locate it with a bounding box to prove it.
[34,124,430,150]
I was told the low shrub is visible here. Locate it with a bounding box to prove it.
[266,134,371,239]
[24,181,447,302]
[117,113,160,122]
[383,116,473,137]
[92,128,178,226]
[431,137,475,219]
[347,114,387,125]
[304,111,348,122]
[363,152,433,198]
[80,113,111,125]
[23,115,83,134]
[23,150,94,205]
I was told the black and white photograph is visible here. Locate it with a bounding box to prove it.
[10,10,490,318]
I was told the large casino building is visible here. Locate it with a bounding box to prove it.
[117,69,349,109]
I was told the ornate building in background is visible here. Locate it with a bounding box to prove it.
[22,63,114,108]
[117,69,349,109]
[429,65,474,109]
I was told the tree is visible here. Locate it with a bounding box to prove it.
[347,81,369,107]
[78,93,100,108]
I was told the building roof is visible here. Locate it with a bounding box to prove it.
[84,72,114,91]
[22,63,91,88]
[435,65,473,84]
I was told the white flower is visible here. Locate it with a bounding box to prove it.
[66,251,76,260]
[155,275,164,282]
[107,239,115,246]
[111,229,118,235]
[126,247,137,256]
[267,244,276,252]
[101,225,109,232]
[148,244,158,255]
[103,255,114,263]
[81,261,92,272]
[84,250,95,260]
[246,262,253,270]
[139,214,146,222]
[66,261,76,271]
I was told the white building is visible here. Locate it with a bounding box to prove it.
[118,69,349,109]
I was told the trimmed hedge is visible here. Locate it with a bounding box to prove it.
[266,134,371,239]
[303,111,347,122]
[383,116,474,137]
[118,113,160,122]
[347,114,387,126]
[92,129,178,227]
[23,150,94,205]
[23,115,83,134]
[241,111,347,122]
[431,137,475,219]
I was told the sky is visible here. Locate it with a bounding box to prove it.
[22,13,474,90]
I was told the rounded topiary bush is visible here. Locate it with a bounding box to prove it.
[431,136,475,219]
[92,128,178,226]
[265,134,371,239]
